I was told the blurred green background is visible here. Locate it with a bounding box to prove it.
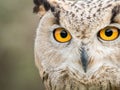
[0,0,45,90]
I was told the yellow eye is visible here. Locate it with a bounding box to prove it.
[98,26,120,41]
[53,28,72,43]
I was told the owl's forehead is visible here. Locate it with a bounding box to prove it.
[59,0,115,32]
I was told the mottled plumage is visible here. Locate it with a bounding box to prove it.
[34,0,120,90]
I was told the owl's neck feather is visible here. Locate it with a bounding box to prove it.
[42,66,120,90]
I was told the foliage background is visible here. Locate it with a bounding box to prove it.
[0,0,45,90]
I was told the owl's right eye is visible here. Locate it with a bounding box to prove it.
[53,28,72,43]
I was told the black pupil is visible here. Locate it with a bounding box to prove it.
[105,29,113,37]
[60,30,68,38]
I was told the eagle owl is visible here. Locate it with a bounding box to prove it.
[33,0,120,90]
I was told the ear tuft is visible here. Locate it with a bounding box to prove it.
[33,0,51,14]
[33,0,73,17]
[111,5,120,23]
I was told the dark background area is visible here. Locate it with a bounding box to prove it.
[0,0,45,90]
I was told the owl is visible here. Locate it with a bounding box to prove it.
[33,0,120,90]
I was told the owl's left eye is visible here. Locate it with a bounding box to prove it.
[98,26,120,41]
[53,28,72,43]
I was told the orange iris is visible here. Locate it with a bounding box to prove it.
[98,26,119,41]
[53,28,72,43]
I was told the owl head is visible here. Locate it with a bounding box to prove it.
[34,0,120,89]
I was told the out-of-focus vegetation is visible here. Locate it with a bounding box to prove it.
[0,0,44,90]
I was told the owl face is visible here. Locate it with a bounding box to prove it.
[34,0,120,89]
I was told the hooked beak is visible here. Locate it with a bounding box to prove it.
[80,47,88,73]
